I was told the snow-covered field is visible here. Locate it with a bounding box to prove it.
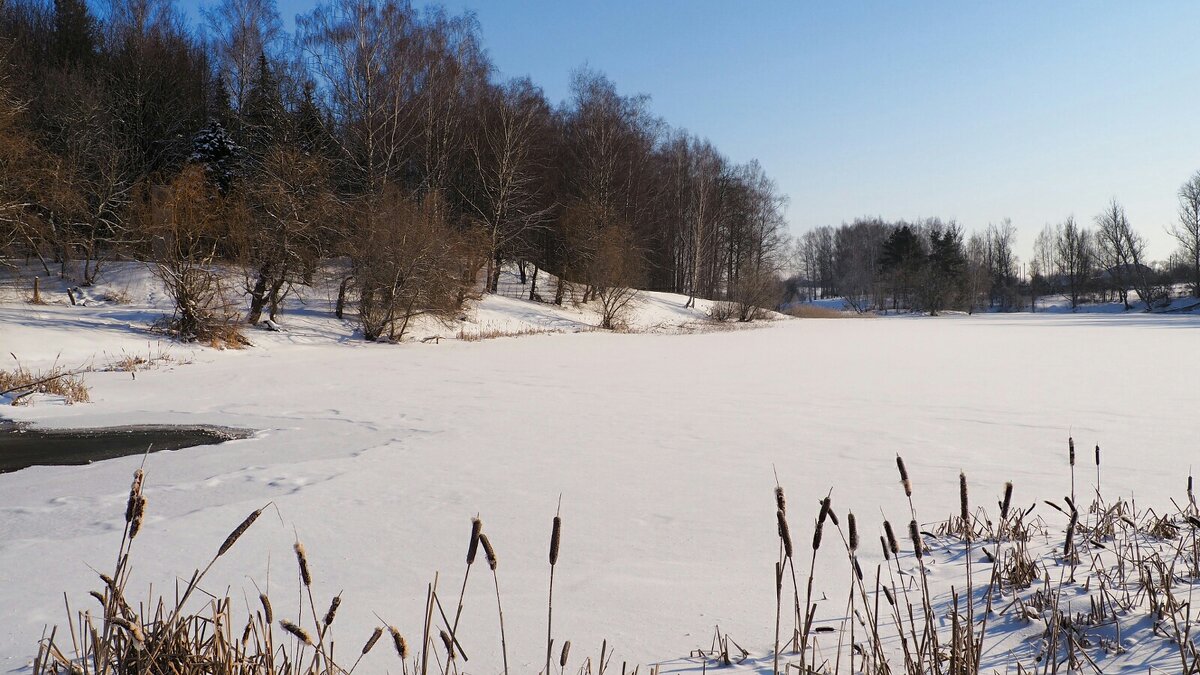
[2,265,1200,673]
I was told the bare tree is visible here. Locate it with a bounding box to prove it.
[237,147,338,324]
[298,0,422,194]
[1095,199,1157,309]
[203,0,283,115]
[1172,171,1200,297]
[984,219,1019,310]
[1030,224,1058,311]
[1054,216,1093,311]
[464,77,552,292]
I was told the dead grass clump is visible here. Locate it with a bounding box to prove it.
[0,364,89,404]
[784,304,863,319]
[98,288,132,305]
[707,300,739,323]
[456,325,561,342]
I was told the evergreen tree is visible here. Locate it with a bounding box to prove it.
[240,52,285,158]
[922,223,967,314]
[879,224,925,310]
[293,80,330,159]
[190,119,242,193]
[51,0,96,67]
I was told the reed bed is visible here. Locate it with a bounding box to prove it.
[32,437,1200,674]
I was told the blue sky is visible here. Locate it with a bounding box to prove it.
[189,0,1200,260]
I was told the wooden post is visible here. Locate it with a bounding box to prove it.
[32,276,40,304]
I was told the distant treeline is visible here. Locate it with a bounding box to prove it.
[791,186,1200,313]
[0,0,787,339]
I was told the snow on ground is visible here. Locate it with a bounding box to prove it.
[2,264,1200,673]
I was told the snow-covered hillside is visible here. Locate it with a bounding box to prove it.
[3,263,1200,673]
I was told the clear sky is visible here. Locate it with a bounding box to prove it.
[199,0,1200,261]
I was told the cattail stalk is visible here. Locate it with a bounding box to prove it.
[450,518,482,653]
[479,534,508,675]
[546,515,562,675]
[1069,436,1076,506]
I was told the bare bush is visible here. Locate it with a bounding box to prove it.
[707,300,738,323]
[353,190,481,342]
[729,269,781,322]
[139,167,245,346]
[588,226,643,330]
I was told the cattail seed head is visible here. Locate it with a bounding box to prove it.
[110,617,145,646]
[259,593,273,624]
[89,590,105,606]
[560,640,572,667]
[125,469,145,525]
[389,626,408,659]
[467,518,483,564]
[294,542,312,587]
[847,512,858,552]
[812,516,825,551]
[1094,445,1100,466]
[242,620,253,645]
[897,456,912,497]
[550,515,562,566]
[825,500,840,527]
[908,520,923,559]
[884,520,899,555]
[879,536,890,561]
[218,508,262,558]
[1069,437,1075,466]
[480,533,498,570]
[883,585,895,606]
[280,619,312,645]
[363,627,383,655]
[775,486,786,514]
[959,472,969,523]
[324,595,341,627]
[129,495,146,539]
[776,509,793,558]
[440,630,455,659]
[1190,475,1195,498]
[1000,482,1013,520]
[853,556,863,581]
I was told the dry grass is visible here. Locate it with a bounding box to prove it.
[97,288,132,305]
[784,304,865,319]
[34,471,593,675]
[456,324,564,342]
[0,363,89,404]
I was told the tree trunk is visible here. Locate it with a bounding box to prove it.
[528,266,539,301]
[268,277,286,320]
[335,276,352,319]
[247,271,270,324]
[489,251,502,293]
